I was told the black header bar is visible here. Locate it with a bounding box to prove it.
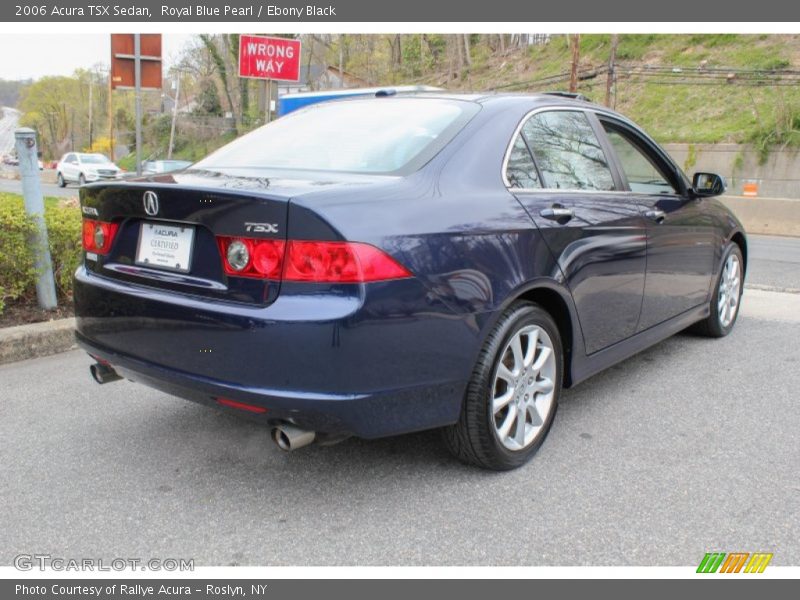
[2,0,800,23]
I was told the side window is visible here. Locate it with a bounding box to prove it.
[505,135,541,189]
[522,111,615,191]
[603,125,677,194]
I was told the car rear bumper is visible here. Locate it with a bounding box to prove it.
[73,265,475,439]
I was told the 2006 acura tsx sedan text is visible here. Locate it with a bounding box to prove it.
[74,92,746,470]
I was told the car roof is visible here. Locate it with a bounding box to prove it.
[377,90,636,127]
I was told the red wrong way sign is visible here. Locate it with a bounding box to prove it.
[239,35,301,81]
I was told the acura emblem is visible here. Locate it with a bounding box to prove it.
[143,191,159,216]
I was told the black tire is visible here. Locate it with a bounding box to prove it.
[56,172,66,188]
[691,242,744,338]
[443,301,563,471]
[78,173,86,186]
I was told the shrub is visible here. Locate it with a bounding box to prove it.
[0,197,38,313]
[0,194,82,315]
[45,201,83,299]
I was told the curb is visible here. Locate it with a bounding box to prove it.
[0,317,77,366]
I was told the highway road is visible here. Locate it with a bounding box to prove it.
[1,236,798,566]
[0,106,20,156]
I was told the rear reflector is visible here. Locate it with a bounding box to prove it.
[82,219,119,255]
[216,236,411,283]
[216,397,268,414]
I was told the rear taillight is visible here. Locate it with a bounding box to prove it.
[217,237,286,279]
[216,236,411,283]
[284,240,411,283]
[82,219,119,255]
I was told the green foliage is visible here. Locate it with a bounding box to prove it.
[684,144,698,172]
[44,202,82,298]
[0,196,38,313]
[0,194,82,314]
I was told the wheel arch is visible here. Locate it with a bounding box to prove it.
[729,230,748,275]
[514,284,579,388]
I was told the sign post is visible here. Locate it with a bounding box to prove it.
[238,35,302,123]
[14,128,57,310]
[110,34,162,174]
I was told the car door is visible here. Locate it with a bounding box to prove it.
[507,108,648,355]
[597,117,717,331]
[62,153,76,181]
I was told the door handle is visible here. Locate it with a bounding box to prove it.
[645,209,666,223]
[540,207,575,221]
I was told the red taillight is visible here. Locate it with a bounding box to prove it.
[216,236,411,283]
[284,240,411,283]
[82,219,119,255]
[217,236,286,279]
[216,397,268,414]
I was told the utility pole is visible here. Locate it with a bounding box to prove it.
[569,34,580,93]
[134,33,143,176]
[167,71,181,159]
[605,34,619,108]
[15,128,57,310]
[88,73,93,150]
[107,68,114,161]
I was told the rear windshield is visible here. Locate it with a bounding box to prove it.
[195,97,479,175]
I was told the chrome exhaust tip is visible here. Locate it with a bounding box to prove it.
[90,362,122,384]
[271,425,316,451]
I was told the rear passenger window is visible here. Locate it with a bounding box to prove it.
[521,111,615,191]
[505,135,541,189]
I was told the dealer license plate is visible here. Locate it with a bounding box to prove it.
[135,222,195,273]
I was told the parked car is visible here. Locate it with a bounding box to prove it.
[56,152,122,186]
[142,159,193,175]
[74,93,746,470]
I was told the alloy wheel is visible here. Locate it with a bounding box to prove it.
[718,253,741,328]
[491,325,557,451]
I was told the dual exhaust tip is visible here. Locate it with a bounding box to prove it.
[90,362,315,451]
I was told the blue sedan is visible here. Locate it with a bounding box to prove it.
[74,93,746,470]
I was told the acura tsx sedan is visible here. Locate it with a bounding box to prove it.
[74,92,746,470]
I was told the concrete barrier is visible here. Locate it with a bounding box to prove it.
[720,195,800,237]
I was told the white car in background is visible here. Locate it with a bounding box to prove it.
[56,153,122,187]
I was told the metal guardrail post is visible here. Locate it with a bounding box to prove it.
[14,127,57,310]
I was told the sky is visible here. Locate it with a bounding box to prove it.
[0,34,196,80]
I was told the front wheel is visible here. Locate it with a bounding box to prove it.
[443,301,563,470]
[78,173,86,186]
[56,172,66,188]
[692,242,744,337]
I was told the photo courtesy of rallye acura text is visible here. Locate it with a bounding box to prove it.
[74,92,746,470]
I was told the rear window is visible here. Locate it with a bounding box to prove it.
[195,97,479,175]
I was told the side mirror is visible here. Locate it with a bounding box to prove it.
[691,172,726,198]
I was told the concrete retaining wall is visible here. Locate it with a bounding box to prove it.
[664,143,800,200]
[720,195,800,237]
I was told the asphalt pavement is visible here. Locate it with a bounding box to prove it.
[1,249,799,566]
[746,234,800,291]
[0,174,77,199]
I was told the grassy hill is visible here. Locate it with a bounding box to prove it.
[428,34,800,151]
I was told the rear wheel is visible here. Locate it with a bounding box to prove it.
[57,172,66,188]
[443,301,562,470]
[693,242,743,337]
